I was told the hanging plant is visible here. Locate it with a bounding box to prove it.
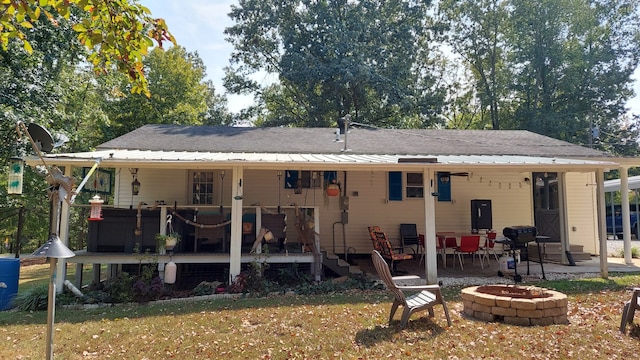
[155,232,181,253]
[326,181,340,197]
[155,214,181,253]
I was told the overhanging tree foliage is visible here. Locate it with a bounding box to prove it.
[440,0,640,154]
[225,0,446,128]
[103,46,231,138]
[507,0,640,152]
[439,0,510,130]
[0,0,175,96]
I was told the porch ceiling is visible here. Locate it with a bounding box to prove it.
[32,149,618,171]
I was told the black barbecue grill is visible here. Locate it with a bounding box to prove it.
[498,226,546,282]
[503,226,537,247]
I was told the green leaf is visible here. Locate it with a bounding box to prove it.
[19,21,33,29]
[90,33,102,45]
[72,23,87,32]
[23,39,33,53]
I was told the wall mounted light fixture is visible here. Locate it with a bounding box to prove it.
[130,168,140,196]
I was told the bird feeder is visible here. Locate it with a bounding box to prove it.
[88,195,104,221]
[7,157,24,195]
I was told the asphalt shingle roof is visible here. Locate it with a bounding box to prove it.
[97,125,611,158]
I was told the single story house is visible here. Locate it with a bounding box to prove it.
[31,124,640,288]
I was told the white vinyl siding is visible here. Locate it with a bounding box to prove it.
[565,172,599,255]
[434,172,533,233]
[114,168,188,208]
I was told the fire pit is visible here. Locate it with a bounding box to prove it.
[461,285,568,326]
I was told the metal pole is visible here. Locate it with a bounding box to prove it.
[14,207,24,258]
[46,257,58,360]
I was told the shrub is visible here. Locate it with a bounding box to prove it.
[277,263,312,288]
[102,273,135,303]
[229,262,277,296]
[294,275,378,295]
[192,281,220,296]
[132,276,164,302]
[617,247,640,258]
[12,285,48,311]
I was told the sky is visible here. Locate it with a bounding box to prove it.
[140,0,640,116]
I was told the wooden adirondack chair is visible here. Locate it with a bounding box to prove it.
[620,287,640,333]
[371,250,452,328]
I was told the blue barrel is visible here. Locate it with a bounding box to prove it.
[0,258,20,311]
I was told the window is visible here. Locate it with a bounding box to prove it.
[388,172,403,201]
[406,172,424,198]
[285,170,323,189]
[191,171,214,204]
[323,171,337,188]
[437,171,451,201]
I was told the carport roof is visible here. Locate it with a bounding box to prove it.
[604,176,640,192]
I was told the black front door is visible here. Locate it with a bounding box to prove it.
[533,172,560,241]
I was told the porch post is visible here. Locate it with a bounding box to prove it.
[558,172,570,264]
[157,206,168,280]
[596,169,609,278]
[423,167,438,284]
[229,166,244,283]
[619,167,632,264]
[313,206,321,281]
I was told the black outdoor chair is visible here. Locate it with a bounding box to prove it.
[400,223,421,258]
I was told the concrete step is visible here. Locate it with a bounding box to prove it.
[530,252,592,262]
[320,248,363,276]
[529,243,591,262]
[529,243,585,255]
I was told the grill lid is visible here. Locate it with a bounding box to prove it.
[503,226,537,244]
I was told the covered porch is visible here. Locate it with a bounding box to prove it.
[30,125,624,290]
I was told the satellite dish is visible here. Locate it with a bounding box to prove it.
[27,123,55,153]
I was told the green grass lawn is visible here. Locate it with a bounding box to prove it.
[1,264,639,359]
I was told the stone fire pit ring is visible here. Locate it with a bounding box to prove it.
[461,285,568,326]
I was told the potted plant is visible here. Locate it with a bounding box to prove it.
[325,179,341,197]
[155,232,181,254]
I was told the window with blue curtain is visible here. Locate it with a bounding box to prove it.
[323,171,338,185]
[285,170,299,189]
[388,171,402,201]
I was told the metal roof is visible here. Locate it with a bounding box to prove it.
[35,149,617,171]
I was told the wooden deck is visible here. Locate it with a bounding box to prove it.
[70,250,314,265]
[68,250,316,288]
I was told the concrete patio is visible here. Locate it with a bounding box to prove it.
[351,253,640,283]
